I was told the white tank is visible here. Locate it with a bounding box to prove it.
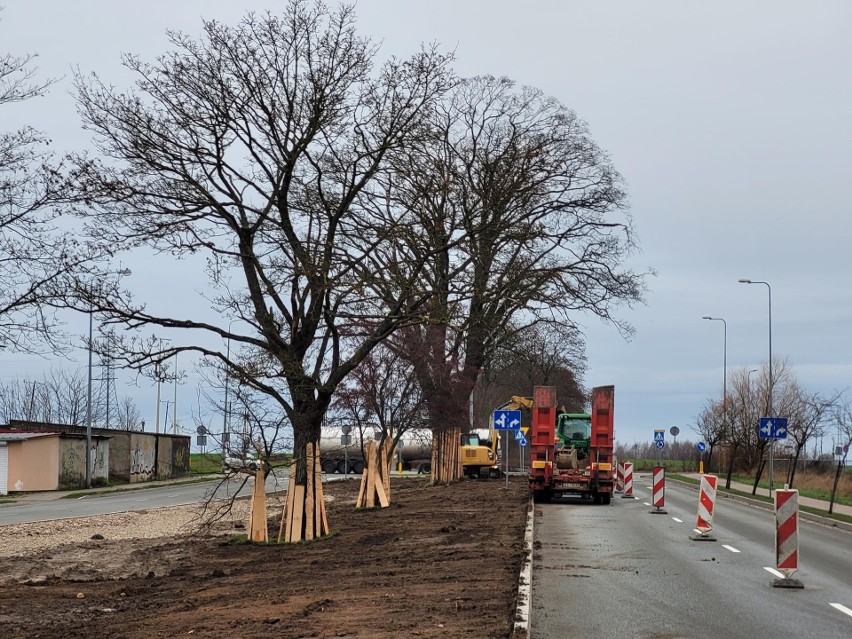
[318,426,432,461]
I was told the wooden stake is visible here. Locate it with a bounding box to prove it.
[305,443,315,541]
[313,443,323,536]
[278,462,296,543]
[289,484,305,543]
[249,467,268,542]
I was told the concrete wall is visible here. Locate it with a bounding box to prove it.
[6,436,60,492]
[129,433,157,483]
[7,421,190,482]
[58,437,109,490]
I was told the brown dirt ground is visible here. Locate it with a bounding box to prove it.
[0,476,530,639]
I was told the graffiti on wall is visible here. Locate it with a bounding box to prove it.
[130,446,156,482]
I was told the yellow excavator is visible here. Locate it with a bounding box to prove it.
[460,396,533,479]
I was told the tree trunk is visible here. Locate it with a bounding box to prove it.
[788,445,804,487]
[829,459,844,515]
[431,424,462,484]
[752,458,766,495]
[279,440,329,543]
[725,444,739,490]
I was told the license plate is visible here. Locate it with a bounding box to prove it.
[564,483,585,489]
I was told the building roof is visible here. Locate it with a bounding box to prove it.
[0,430,57,441]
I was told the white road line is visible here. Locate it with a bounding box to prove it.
[722,544,740,553]
[672,517,683,523]
[643,502,651,506]
[646,486,653,490]
[829,603,852,619]
[763,567,785,579]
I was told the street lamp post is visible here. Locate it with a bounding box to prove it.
[739,278,774,494]
[86,311,93,489]
[702,316,727,440]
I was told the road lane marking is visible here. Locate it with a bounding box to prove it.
[672,517,683,523]
[722,545,740,553]
[763,567,785,579]
[646,486,653,490]
[829,603,852,619]
[643,502,651,506]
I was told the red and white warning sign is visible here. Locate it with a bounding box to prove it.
[652,466,665,508]
[775,489,799,575]
[695,474,717,534]
[621,462,634,497]
[616,461,624,492]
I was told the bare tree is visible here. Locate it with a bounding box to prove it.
[779,382,836,487]
[829,395,852,514]
[694,397,725,473]
[379,76,646,481]
[477,322,586,427]
[330,342,429,468]
[59,3,454,541]
[0,12,94,353]
[113,396,142,431]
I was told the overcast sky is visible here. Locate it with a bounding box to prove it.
[2,1,851,450]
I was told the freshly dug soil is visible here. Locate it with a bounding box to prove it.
[0,476,530,638]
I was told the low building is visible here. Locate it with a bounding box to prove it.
[0,430,110,492]
[4,420,190,489]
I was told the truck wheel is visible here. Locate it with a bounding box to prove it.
[353,460,365,474]
[417,462,431,474]
[533,489,552,504]
[593,493,602,505]
[601,493,612,505]
[321,459,337,474]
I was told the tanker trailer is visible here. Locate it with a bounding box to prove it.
[319,427,433,475]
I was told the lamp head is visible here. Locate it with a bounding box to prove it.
[738,278,751,283]
[702,316,712,320]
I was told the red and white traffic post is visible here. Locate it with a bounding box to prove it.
[615,460,624,493]
[649,465,667,514]
[772,488,804,588]
[690,474,718,541]
[621,462,634,498]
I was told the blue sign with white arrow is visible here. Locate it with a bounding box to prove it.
[696,442,706,452]
[493,410,522,431]
[758,417,788,439]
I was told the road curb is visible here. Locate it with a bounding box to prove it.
[668,477,852,534]
[513,496,534,638]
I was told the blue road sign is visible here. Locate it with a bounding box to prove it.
[653,430,665,443]
[696,442,706,452]
[519,436,527,447]
[759,417,789,439]
[493,410,522,431]
[514,429,525,441]
[655,440,665,450]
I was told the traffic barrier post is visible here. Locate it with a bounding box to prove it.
[689,474,718,541]
[621,462,633,498]
[649,465,667,514]
[615,461,624,493]
[772,488,804,589]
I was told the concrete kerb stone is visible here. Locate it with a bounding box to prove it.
[668,477,852,534]
[512,496,534,638]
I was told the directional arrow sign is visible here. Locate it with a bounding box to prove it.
[493,409,522,431]
[759,417,789,439]
[655,440,665,450]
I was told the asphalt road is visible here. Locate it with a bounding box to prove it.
[0,471,294,525]
[531,474,852,638]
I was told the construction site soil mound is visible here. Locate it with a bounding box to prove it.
[0,476,530,639]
